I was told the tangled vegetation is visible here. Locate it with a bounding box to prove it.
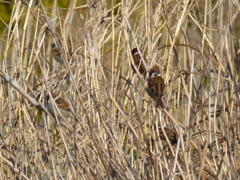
[0,0,240,179]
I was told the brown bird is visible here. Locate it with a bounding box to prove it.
[131,48,147,77]
[51,43,72,64]
[146,66,165,108]
[46,93,72,120]
[158,127,178,144]
[150,124,179,148]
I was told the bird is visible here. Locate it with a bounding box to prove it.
[158,127,178,144]
[131,48,147,77]
[45,92,72,120]
[150,124,179,147]
[51,43,62,63]
[51,43,72,64]
[146,66,165,108]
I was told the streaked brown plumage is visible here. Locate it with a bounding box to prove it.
[131,48,147,77]
[51,43,62,63]
[146,67,165,108]
[158,127,178,144]
[46,93,72,120]
[51,43,72,64]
